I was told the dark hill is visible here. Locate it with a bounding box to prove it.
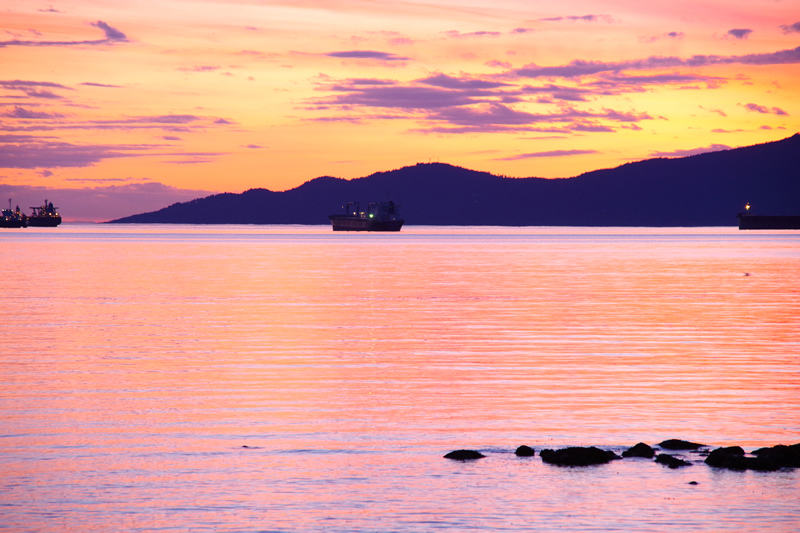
[109,134,800,226]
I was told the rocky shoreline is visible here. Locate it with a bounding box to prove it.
[445,440,800,472]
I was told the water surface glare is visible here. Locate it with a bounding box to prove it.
[2,225,799,531]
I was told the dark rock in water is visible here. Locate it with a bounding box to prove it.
[688,481,699,485]
[540,447,621,466]
[705,447,781,472]
[751,443,800,468]
[622,442,655,458]
[655,454,692,468]
[515,445,536,457]
[658,439,705,450]
[444,449,485,460]
[704,446,745,468]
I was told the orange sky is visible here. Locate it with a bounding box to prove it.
[1,0,798,220]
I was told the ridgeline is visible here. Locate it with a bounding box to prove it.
[109,134,800,226]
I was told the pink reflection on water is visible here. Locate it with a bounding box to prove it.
[1,225,799,531]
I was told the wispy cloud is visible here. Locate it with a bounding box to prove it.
[515,46,800,78]
[80,82,124,88]
[326,50,409,61]
[742,103,788,115]
[495,149,598,160]
[442,30,501,38]
[727,28,753,40]
[0,136,226,169]
[2,106,64,119]
[780,22,800,34]
[0,21,127,48]
[539,15,613,23]
[177,65,221,72]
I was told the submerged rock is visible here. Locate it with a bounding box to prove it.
[622,442,655,458]
[655,454,692,468]
[444,449,485,460]
[540,447,620,466]
[658,439,706,450]
[515,445,536,457]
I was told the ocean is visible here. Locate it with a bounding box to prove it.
[1,224,799,532]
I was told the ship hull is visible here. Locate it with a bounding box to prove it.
[738,214,800,230]
[27,216,61,227]
[0,219,26,228]
[329,216,403,232]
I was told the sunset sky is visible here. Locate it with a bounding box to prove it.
[1,0,798,220]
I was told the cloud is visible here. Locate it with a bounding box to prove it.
[243,144,263,148]
[570,123,615,132]
[90,21,127,41]
[511,28,534,34]
[162,135,182,140]
[38,6,63,13]
[0,113,232,134]
[177,65,221,72]
[326,50,409,61]
[0,139,160,168]
[649,144,730,158]
[0,79,73,99]
[742,103,788,115]
[667,32,685,39]
[80,82,124,88]
[495,149,598,160]
[780,22,800,34]
[515,45,800,78]
[539,15,613,23]
[485,60,512,69]
[0,136,226,169]
[699,105,727,117]
[0,80,70,90]
[419,73,511,90]
[727,28,753,40]
[2,106,64,119]
[0,21,127,47]
[313,74,655,133]
[442,30,502,38]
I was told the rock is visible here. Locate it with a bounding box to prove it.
[539,446,621,466]
[622,442,655,458]
[704,446,745,468]
[515,445,536,457]
[658,439,706,450]
[751,443,800,468]
[655,454,692,468]
[444,449,485,460]
[688,481,699,485]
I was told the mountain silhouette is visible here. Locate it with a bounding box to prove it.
[109,134,800,226]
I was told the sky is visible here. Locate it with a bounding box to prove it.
[1,0,798,221]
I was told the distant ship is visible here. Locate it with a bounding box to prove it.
[329,201,404,231]
[27,200,61,227]
[738,203,800,230]
[1,199,27,228]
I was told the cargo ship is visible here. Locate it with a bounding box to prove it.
[329,201,404,231]
[27,200,61,227]
[738,203,800,230]
[1,200,27,228]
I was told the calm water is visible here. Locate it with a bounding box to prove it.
[2,225,799,532]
